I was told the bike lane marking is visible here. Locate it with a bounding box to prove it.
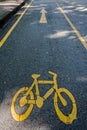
[55,1,87,50]
[39,8,47,23]
[0,0,34,48]
[11,71,77,124]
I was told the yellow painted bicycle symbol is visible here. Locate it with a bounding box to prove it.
[11,71,77,124]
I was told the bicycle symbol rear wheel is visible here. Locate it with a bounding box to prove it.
[11,87,34,121]
[54,88,77,124]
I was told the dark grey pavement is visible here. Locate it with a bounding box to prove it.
[0,0,87,129]
[58,0,87,43]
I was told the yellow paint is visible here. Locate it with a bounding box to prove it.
[11,71,77,124]
[56,2,87,49]
[0,0,34,48]
[39,8,47,23]
[11,87,34,121]
[54,88,77,124]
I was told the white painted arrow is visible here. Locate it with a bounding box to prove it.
[39,8,47,23]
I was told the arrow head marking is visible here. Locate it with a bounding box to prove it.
[40,8,47,14]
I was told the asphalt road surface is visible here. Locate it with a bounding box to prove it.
[0,0,87,130]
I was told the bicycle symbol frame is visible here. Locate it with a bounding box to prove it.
[11,71,77,124]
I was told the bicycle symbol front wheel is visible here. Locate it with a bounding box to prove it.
[54,88,77,124]
[11,87,34,121]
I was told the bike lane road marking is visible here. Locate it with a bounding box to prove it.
[0,0,34,48]
[11,71,77,124]
[39,8,47,23]
[55,1,87,50]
